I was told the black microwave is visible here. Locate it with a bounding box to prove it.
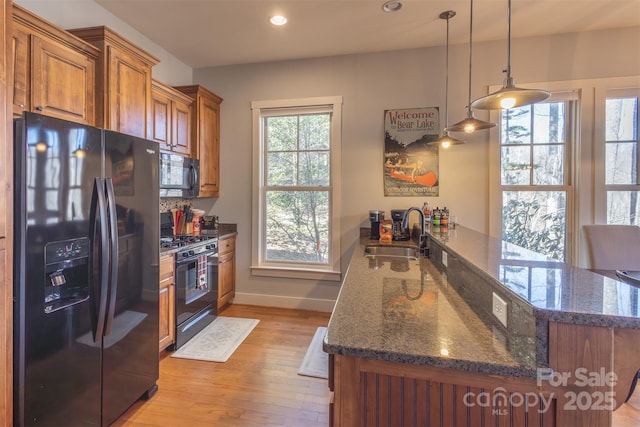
[160,153,199,198]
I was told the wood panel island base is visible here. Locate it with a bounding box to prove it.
[325,228,640,427]
[330,355,555,426]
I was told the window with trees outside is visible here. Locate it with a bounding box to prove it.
[251,97,342,281]
[500,94,577,262]
[605,89,640,225]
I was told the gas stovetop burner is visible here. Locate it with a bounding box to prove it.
[160,235,215,249]
[160,239,186,249]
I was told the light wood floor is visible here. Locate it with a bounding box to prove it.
[114,304,332,427]
[615,382,640,427]
[114,304,640,427]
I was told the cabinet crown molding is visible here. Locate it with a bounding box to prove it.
[12,4,100,57]
[174,85,223,104]
[67,26,160,67]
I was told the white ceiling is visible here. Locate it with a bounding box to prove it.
[94,0,640,69]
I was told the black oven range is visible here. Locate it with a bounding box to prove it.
[161,234,219,349]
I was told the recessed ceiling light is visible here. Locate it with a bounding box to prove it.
[270,15,287,26]
[382,1,403,13]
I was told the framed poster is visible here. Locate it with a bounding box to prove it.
[383,107,440,197]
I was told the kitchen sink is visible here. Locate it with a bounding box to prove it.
[364,245,420,260]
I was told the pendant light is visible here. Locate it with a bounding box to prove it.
[428,10,465,149]
[445,0,495,133]
[470,0,550,110]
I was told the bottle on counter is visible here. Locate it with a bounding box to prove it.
[441,207,449,228]
[422,201,431,229]
[432,207,441,226]
[192,209,205,235]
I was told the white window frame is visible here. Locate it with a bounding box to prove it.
[599,86,640,225]
[499,90,578,263]
[250,96,342,281]
[489,76,640,267]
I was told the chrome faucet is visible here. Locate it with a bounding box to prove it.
[402,207,429,257]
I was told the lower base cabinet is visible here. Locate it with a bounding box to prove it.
[329,355,556,427]
[159,254,175,352]
[218,235,236,309]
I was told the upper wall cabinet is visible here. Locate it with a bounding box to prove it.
[175,85,223,198]
[12,5,99,125]
[68,26,159,139]
[151,79,193,156]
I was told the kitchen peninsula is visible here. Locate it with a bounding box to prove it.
[325,225,640,426]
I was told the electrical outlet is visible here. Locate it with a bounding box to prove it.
[442,251,448,268]
[492,292,508,327]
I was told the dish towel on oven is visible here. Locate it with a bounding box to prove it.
[197,254,207,290]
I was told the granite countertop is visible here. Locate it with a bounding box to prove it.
[324,225,640,378]
[217,223,238,239]
[427,225,640,328]
[324,233,539,378]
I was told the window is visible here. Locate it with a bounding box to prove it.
[500,95,577,262]
[490,77,640,267]
[251,97,342,281]
[605,89,640,225]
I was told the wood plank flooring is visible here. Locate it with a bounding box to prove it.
[114,304,640,427]
[114,304,331,427]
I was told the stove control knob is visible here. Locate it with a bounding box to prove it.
[181,252,188,258]
[188,250,195,257]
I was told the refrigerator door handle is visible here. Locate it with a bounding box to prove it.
[104,178,119,336]
[89,178,110,342]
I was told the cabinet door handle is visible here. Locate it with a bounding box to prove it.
[35,106,44,111]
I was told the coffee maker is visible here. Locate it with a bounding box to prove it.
[391,209,410,241]
[369,210,385,240]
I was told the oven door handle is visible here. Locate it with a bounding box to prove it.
[175,251,216,266]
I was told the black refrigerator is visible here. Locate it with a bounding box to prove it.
[13,112,160,426]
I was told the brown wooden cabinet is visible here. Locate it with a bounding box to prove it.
[330,355,555,427]
[1,0,11,420]
[12,4,99,125]
[151,79,193,156]
[217,235,236,309]
[68,26,159,138]
[159,254,175,352]
[174,85,223,197]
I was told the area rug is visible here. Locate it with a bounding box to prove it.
[171,316,260,362]
[298,326,328,379]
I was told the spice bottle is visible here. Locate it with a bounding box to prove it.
[441,207,449,227]
[422,201,431,228]
[432,207,441,226]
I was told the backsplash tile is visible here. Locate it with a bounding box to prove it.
[160,198,193,212]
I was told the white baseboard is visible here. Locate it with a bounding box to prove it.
[232,292,335,313]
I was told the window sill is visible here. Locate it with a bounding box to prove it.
[250,265,342,282]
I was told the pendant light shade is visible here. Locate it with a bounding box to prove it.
[434,131,466,148]
[445,0,495,133]
[429,10,465,148]
[470,0,550,110]
[445,114,495,133]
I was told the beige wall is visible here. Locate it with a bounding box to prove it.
[192,26,640,310]
[10,0,640,309]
